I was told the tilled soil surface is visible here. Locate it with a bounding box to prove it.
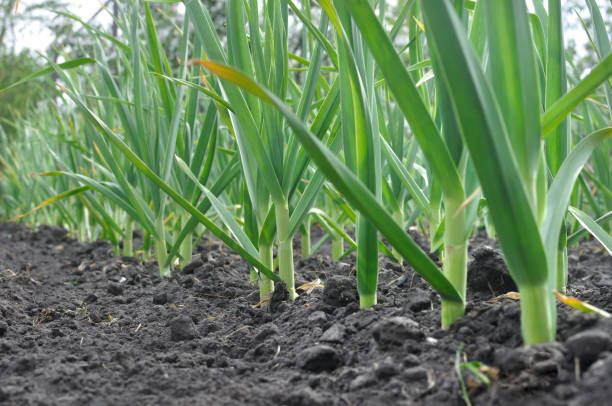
[1,221,611,405]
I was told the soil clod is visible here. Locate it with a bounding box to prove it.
[322,276,357,307]
[106,282,123,296]
[565,329,612,367]
[183,257,203,274]
[168,315,196,341]
[372,316,424,347]
[153,292,168,305]
[468,245,517,295]
[320,323,345,343]
[404,287,431,312]
[297,344,342,372]
[269,282,289,312]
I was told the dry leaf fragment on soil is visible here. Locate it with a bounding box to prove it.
[297,278,324,294]
[487,292,520,303]
[251,298,271,309]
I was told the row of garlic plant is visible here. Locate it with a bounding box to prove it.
[1,0,611,345]
[196,0,612,345]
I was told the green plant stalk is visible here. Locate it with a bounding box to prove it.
[179,212,193,268]
[545,0,569,175]
[77,206,89,242]
[429,181,443,252]
[418,1,554,343]
[357,214,379,307]
[142,231,152,261]
[328,199,344,260]
[520,281,556,345]
[332,235,344,260]
[536,149,548,225]
[123,218,134,256]
[441,198,467,328]
[154,215,170,278]
[556,225,568,293]
[250,267,259,286]
[546,0,569,294]
[391,209,404,264]
[331,0,381,310]
[258,243,274,301]
[301,217,311,258]
[275,202,297,300]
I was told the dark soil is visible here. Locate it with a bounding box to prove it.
[1,222,611,406]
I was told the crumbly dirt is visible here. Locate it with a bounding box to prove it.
[0,221,611,405]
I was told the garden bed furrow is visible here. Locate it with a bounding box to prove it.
[1,222,611,405]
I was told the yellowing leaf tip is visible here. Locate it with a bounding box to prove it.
[413,16,425,32]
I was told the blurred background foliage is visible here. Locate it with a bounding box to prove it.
[0,0,610,144]
[0,50,48,139]
[0,0,225,142]
[564,0,612,71]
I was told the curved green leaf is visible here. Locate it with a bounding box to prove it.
[542,128,612,265]
[568,206,612,255]
[419,0,548,287]
[200,60,462,303]
[175,155,259,258]
[341,0,464,203]
[568,210,612,245]
[542,52,612,136]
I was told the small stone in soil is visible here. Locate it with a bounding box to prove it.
[307,311,327,325]
[297,344,342,372]
[320,323,345,343]
[565,329,612,367]
[107,283,123,296]
[153,293,167,305]
[0,321,8,337]
[322,276,357,307]
[404,288,431,312]
[372,317,424,347]
[168,315,195,341]
[182,258,203,274]
[83,294,97,304]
